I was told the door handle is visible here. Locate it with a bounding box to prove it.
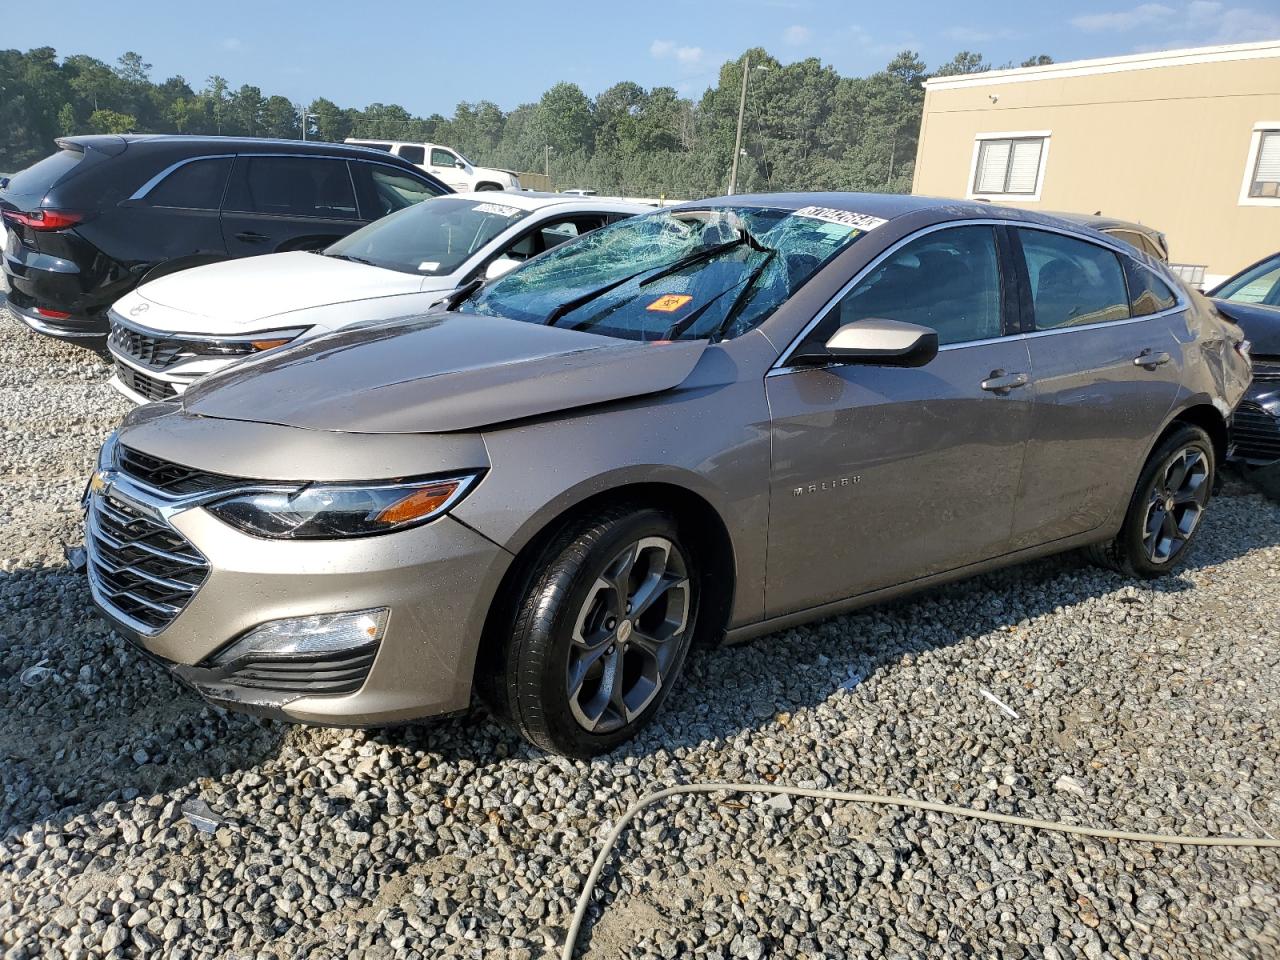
[980,370,1030,394]
[235,231,269,243]
[1133,349,1171,370]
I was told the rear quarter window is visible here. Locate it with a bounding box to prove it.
[1123,260,1178,317]
[143,158,232,209]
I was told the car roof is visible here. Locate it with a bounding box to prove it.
[677,192,1171,240]
[61,134,419,163]
[447,191,651,214]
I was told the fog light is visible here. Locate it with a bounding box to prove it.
[216,608,389,663]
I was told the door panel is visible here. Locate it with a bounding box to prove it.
[1008,228,1184,547]
[764,223,1030,619]
[765,341,1035,616]
[220,156,363,258]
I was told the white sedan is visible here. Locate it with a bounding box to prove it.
[106,192,650,403]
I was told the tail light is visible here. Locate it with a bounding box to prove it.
[1,209,84,231]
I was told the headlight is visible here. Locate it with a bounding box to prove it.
[205,474,480,539]
[198,326,310,357]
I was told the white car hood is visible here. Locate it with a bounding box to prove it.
[130,251,434,333]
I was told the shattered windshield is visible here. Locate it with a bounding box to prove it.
[458,205,880,342]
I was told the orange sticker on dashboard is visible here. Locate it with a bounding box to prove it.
[646,294,693,312]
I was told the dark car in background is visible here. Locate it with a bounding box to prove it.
[0,135,450,339]
[1208,251,1280,473]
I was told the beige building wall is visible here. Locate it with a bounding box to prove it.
[912,41,1280,282]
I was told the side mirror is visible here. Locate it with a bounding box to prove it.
[796,319,938,367]
[484,257,520,281]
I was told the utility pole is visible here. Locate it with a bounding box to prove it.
[728,54,750,195]
[545,144,553,184]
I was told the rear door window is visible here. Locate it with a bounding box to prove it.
[397,145,425,165]
[1123,260,1178,317]
[350,163,444,220]
[1018,229,1130,330]
[144,158,232,209]
[835,225,1004,346]
[224,156,358,219]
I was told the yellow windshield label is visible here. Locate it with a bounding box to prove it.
[646,294,693,313]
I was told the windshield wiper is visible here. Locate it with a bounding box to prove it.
[543,222,772,327]
[325,253,379,267]
[706,249,778,341]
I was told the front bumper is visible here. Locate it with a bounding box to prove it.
[85,473,513,725]
[1229,379,1280,467]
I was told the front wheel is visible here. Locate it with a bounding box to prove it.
[1087,423,1215,578]
[486,506,699,757]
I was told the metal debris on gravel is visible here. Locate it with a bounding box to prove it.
[1,301,1278,959]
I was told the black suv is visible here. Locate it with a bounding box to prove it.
[0,135,450,339]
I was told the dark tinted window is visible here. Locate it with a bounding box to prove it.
[1123,260,1178,317]
[1019,229,1130,330]
[350,163,444,220]
[224,157,357,219]
[835,225,1003,346]
[145,158,231,209]
[397,145,425,165]
[4,149,83,198]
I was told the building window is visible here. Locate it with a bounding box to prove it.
[1249,130,1280,199]
[968,133,1049,200]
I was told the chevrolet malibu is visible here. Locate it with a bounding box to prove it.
[84,194,1251,757]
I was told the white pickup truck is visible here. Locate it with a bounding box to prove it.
[345,139,521,192]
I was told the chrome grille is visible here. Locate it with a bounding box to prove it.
[109,319,195,370]
[115,359,177,402]
[118,445,241,497]
[1231,401,1280,464]
[86,492,208,632]
[1251,357,1280,383]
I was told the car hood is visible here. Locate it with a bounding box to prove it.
[180,312,707,434]
[1212,298,1280,356]
[134,251,429,330]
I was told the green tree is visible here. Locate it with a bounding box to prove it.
[88,108,136,133]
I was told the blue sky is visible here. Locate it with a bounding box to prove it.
[8,0,1280,112]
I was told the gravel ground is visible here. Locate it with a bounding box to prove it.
[1,298,1278,960]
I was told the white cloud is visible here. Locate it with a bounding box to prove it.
[1071,0,1280,40]
[650,39,704,65]
[783,25,813,45]
[1071,3,1175,31]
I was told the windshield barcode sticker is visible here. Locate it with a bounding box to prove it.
[793,206,888,231]
[473,202,521,217]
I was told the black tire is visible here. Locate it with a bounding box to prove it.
[484,505,700,757]
[475,182,504,191]
[1086,423,1215,578]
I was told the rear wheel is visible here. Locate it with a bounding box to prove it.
[475,182,504,192]
[486,506,699,757]
[1087,423,1214,578]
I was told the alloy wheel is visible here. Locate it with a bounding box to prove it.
[566,536,691,733]
[1142,445,1210,564]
